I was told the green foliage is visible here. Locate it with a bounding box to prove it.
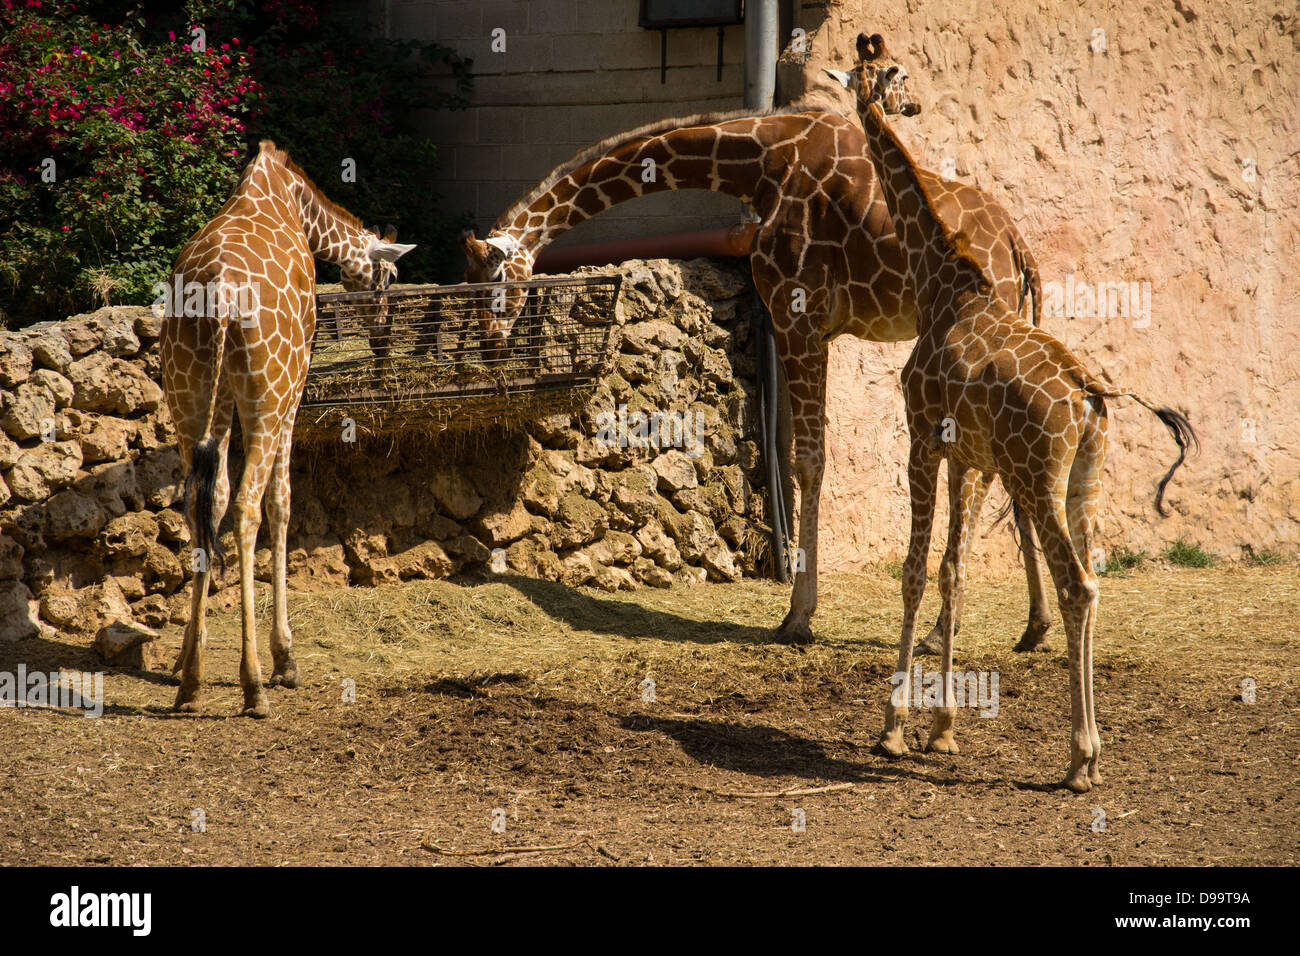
[1099,546,1146,577]
[1,2,253,324]
[0,0,473,328]
[191,0,475,285]
[1162,537,1216,569]
[1244,547,1285,567]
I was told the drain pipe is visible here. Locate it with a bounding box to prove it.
[744,0,778,110]
[533,223,756,274]
[745,0,792,581]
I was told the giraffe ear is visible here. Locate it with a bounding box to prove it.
[484,235,517,258]
[366,236,416,262]
[461,230,494,271]
[824,68,854,90]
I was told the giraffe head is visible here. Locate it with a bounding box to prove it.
[825,32,921,118]
[339,224,413,294]
[461,228,531,359]
[340,225,414,371]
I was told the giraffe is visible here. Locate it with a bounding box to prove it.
[460,52,1053,653]
[849,84,1197,790]
[161,140,414,717]
[828,31,1054,657]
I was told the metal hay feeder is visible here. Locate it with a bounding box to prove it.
[296,274,622,442]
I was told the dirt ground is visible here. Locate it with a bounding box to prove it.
[1,564,1296,866]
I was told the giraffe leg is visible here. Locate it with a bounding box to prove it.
[1032,502,1097,793]
[1012,506,1053,652]
[774,341,828,645]
[265,428,299,689]
[880,439,939,757]
[928,464,990,754]
[173,398,233,712]
[921,494,1049,655]
[917,466,990,657]
[230,418,282,719]
[1068,432,1106,785]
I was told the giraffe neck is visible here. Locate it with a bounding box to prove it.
[290,173,372,267]
[857,104,985,320]
[246,147,372,269]
[493,110,816,257]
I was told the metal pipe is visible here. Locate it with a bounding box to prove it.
[533,222,757,273]
[744,0,779,111]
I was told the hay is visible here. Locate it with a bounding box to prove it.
[295,276,621,443]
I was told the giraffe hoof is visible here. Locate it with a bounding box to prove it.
[773,614,815,645]
[268,667,300,689]
[173,698,200,714]
[876,730,910,758]
[1062,767,1093,794]
[242,691,271,719]
[1089,768,1104,786]
[926,732,959,754]
[915,629,943,657]
[1013,620,1051,652]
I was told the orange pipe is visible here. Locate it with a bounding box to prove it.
[533,222,757,273]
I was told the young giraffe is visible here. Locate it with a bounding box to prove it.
[161,140,414,717]
[850,85,1196,791]
[461,42,1054,653]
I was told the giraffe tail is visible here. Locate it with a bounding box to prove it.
[184,300,231,574]
[1019,238,1042,329]
[1085,382,1199,517]
[185,438,223,573]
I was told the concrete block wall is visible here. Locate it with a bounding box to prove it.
[380,0,751,246]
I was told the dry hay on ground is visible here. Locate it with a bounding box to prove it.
[0,565,1295,865]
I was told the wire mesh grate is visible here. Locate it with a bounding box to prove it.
[296,274,622,442]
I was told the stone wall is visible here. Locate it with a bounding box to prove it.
[0,259,773,642]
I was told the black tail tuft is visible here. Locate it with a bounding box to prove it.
[185,438,224,573]
[1152,407,1199,517]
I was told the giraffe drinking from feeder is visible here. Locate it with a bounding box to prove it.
[463,35,1053,653]
[161,140,414,717]
[849,78,1197,791]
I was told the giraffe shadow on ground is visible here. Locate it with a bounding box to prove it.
[620,714,995,790]
[484,574,772,646]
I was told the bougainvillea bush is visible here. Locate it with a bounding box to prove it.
[0,0,471,328]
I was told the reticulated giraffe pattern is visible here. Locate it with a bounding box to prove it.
[461,41,1053,652]
[851,69,1197,791]
[160,140,414,717]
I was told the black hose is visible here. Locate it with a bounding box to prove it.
[751,283,791,583]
